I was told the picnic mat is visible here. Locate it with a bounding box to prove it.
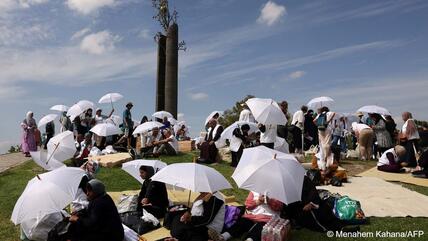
[88,152,132,167]
[358,166,428,187]
[317,176,428,217]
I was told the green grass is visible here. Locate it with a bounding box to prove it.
[1,153,428,241]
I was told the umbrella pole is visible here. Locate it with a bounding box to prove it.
[187,190,191,207]
[46,142,60,165]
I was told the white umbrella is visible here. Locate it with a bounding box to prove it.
[98,92,123,104]
[90,123,122,137]
[204,111,223,126]
[122,160,167,185]
[221,121,259,140]
[245,98,286,125]
[274,137,290,154]
[11,167,86,225]
[168,117,178,125]
[152,111,173,119]
[30,151,65,171]
[151,163,232,193]
[50,105,69,112]
[307,96,334,109]
[38,114,58,128]
[232,145,305,204]
[133,121,163,135]
[67,100,94,121]
[173,121,188,134]
[106,115,122,126]
[47,131,76,163]
[357,105,391,116]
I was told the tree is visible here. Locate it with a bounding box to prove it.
[219,95,255,128]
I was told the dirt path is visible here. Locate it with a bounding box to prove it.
[0,153,30,173]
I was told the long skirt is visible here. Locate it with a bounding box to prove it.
[21,130,37,153]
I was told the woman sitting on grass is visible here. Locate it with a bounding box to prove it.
[377,145,407,173]
[137,165,169,219]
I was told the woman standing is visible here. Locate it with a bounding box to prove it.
[371,114,393,156]
[21,111,37,157]
[401,112,420,167]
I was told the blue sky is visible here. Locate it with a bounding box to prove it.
[1,0,428,153]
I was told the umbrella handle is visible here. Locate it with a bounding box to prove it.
[46,142,60,165]
[110,96,114,111]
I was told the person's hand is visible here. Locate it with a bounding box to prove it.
[69,215,79,222]
[142,198,149,205]
[256,195,265,205]
[303,203,316,212]
[209,141,214,145]
[180,211,191,223]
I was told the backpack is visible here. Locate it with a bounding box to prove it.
[316,113,328,131]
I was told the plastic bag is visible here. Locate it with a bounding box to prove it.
[333,196,366,224]
[117,194,139,214]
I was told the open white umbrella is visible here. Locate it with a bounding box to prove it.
[30,151,65,171]
[47,131,76,163]
[67,100,94,121]
[168,117,178,125]
[152,111,173,120]
[38,114,58,128]
[245,98,286,125]
[307,96,334,109]
[106,115,122,126]
[173,121,189,134]
[11,167,85,225]
[133,121,163,135]
[98,92,123,109]
[232,145,305,204]
[50,105,69,112]
[221,121,259,140]
[357,105,391,116]
[204,111,223,126]
[274,137,290,154]
[90,123,122,137]
[151,163,232,193]
[122,160,167,185]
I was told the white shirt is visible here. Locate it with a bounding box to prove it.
[291,110,305,130]
[166,135,179,153]
[239,109,255,123]
[402,119,420,140]
[95,114,107,125]
[352,123,371,133]
[247,192,280,217]
[260,124,277,144]
[378,148,398,166]
[230,129,244,152]
[145,132,162,146]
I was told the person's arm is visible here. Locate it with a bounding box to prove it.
[74,201,102,227]
[108,109,114,118]
[386,152,397,165]
[212,126,224,142]
[245,192,259,210]
[233,128,246,142]
[267,198,283,212]
[191,197,224,227]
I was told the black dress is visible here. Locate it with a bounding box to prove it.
[137,180,169,218]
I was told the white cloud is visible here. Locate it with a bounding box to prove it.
[80,30,121,54]
[19,0,49,8]
[67,0,116,15]
[289,70,306,79]
[0,0,48,12]
[189,92,209,101]
[71,27,91,40]
[138,29,151,40]
[257,1,286,26]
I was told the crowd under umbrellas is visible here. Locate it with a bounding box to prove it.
[15,93,423,241]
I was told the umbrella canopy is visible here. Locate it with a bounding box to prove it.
[357,105,391,116]
[106,115,122,126]
[133,121,163,135]
[274,137,290,154]
[30,151,65,171]
[47,131,76,163]
[307,96,334,109]
[38,114,58,128]
[245,98,286,125]
[67,100,94,121]
[232,145,305,204]
[122,159,167,185]
[98,93,123,104]
[173,121,188,134]
[11,167,85,224]
[151,163,232,193]
[168,117,178,125]
[221,121,259,140]
[50,105,69,112]
[204,111,223,126]
[152,111,173,119]
[90,123,122,137]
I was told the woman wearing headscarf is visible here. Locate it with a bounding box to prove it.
[371,114,393,156]
[401,112,420,167]
[21,111,37,157]
[138,165,169,219]
[69,179,124,241]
